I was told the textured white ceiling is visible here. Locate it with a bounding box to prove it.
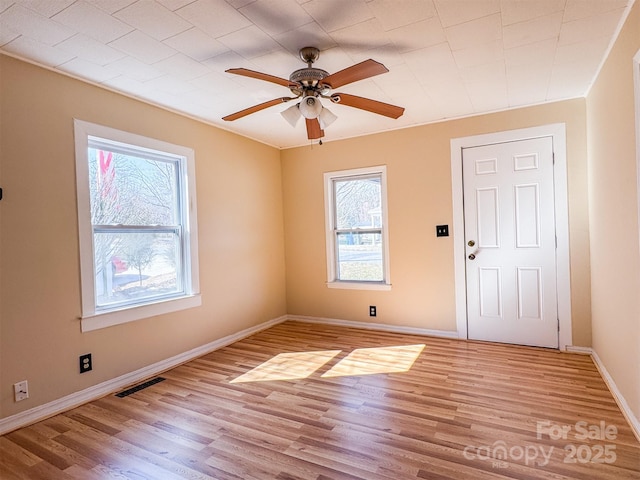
[0,0,634,148]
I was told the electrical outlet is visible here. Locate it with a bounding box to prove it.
[79,353,92,373]
[14,380,28,402]
[369,305,377,317]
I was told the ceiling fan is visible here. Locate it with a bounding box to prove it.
[222,47,405,141]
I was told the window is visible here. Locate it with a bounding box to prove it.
[74,120,200,332]
[324,166,391,289]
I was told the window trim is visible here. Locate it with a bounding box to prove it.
[323,165,391,290]
[74,119,200,332]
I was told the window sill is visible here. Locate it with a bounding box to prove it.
[81,294,201,332]
[326,281,392,291]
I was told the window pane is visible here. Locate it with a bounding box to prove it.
[88,148,179,226]
[336,232,383,281]
[334,176,381,229]
[94,231,182,308]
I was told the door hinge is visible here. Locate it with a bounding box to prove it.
[552,153,555,165]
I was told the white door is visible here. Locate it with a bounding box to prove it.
[463,136,558,348]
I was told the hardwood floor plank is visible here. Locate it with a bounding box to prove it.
[0,435,42,467]
[1,321,639,479]
[5,429,74,470]
[55,429,206,480]
[64,464,121,480]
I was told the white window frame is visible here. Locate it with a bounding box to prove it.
[323,165,391,290]
[74,119,200,332]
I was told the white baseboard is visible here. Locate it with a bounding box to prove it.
[589,349,640,443]
[565,345,593,355]
[565,345,640,442]
[288,314,460,339]
[0,315,287,435]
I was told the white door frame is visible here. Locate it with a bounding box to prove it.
[451,124,573,350]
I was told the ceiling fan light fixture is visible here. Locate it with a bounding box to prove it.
[319,107,338,129]
[299,95,323,119]
[281,103,302,127]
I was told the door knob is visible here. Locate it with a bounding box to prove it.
[468,253,476,260]
[468,240,475,247]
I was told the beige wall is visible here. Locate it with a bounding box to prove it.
[8,7,640,423]
[587,1,640,420]
[0,55,287,418]
[282,99,592,347]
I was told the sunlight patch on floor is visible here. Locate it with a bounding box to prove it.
[321,344,426,378]
[230,350,341,383]
[230,344,426,383]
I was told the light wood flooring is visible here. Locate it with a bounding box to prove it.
[1,320,639,479]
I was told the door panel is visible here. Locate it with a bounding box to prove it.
[463,136,558,348]
[476,188,500,247]
[479,267,502,317]
[517,267,542,320]
[514,184,540,247]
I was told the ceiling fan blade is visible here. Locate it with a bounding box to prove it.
[331,93,405,119]
[305,118,324,140]
[223,97,297,121]
[226,68,294,88]
[321,59,389,89]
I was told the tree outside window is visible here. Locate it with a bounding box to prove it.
[88,146,184,309]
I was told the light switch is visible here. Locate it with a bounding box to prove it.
[436,225,449,237]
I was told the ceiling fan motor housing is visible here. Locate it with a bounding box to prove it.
[289,68,330,96]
